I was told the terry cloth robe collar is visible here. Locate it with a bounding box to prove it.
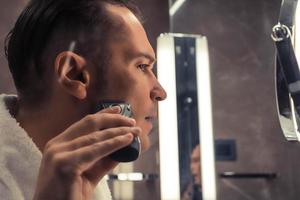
[0,94,112,200]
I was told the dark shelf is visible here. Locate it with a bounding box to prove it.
[219,172,277,179]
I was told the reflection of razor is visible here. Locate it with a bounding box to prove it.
[95,102,141,162]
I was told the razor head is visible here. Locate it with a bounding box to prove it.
[96,102,132,117]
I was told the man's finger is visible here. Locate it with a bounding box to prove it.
[65,133,134,172]
[84,157,118,185]
[55,113,136,142]
[57,126,141,152]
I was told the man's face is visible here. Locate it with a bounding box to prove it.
[92,5,166,151]
[190,145,201,186]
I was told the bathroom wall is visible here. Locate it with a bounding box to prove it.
[0,0,25,94]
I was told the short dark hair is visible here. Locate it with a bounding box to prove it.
[5,0,141,104]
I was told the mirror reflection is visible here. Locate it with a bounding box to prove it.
[182,144,202,200]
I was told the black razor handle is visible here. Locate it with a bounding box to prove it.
[95,102,140,162]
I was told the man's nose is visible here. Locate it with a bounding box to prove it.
[150,81,167,101]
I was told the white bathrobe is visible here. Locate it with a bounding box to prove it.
[0,94,112,200]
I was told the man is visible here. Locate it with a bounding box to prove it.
[182,145,202,200]
[0,0,166,199]
[190,145,202,188]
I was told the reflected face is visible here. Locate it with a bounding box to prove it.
[190,145,201,185]
[94,4,167,151]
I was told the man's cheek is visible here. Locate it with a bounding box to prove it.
[113,71,137,93]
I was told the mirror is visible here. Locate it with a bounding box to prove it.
[157,33,217,200]
[274,0,300,141]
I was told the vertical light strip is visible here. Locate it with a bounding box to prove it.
[196,37,217,200]
[169,0,186,16]
[157,34,181,200]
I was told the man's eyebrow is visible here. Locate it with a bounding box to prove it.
[134,53,156,63]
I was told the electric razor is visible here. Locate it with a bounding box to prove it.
[95,102,141,162]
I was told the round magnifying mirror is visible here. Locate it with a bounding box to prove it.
[276,59,300,141]
[275,0,300,141]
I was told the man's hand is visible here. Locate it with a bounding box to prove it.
[33,106,141,200]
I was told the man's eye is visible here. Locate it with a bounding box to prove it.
[137,64,149,71]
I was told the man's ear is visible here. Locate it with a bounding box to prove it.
[54,51,90,99]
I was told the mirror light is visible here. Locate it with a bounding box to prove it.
[157,34,181,200]
[157,33,217,200]
[196,37,217,200]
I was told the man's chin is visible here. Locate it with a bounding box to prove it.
[139,135,150,153]
[194,179,201,186]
